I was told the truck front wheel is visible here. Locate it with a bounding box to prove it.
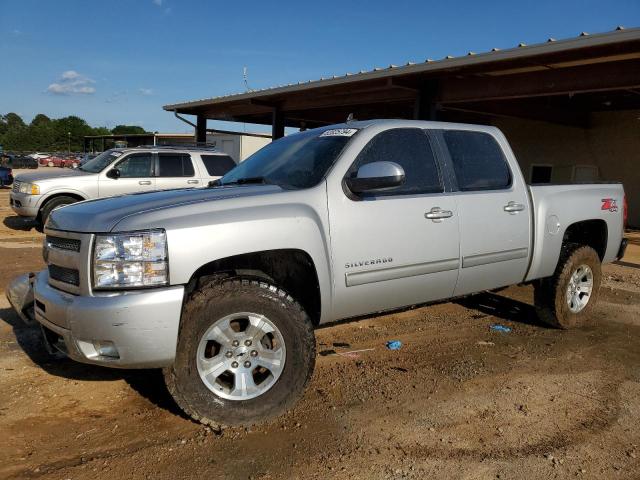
[164,277,316,426]
[534,245,602,329]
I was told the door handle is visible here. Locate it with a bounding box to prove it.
[138,180,152,185]
[424,207,453,222]
[187,180,199,184]
[503,201,525,213]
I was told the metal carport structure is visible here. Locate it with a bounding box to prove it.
[164,27,640,225]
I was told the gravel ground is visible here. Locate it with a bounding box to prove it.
[1,185,639,480]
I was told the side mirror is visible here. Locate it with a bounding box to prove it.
[347,161,405,194]
[106,168,120,179]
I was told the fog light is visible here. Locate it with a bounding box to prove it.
[93,340,120,359]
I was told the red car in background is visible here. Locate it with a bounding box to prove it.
[42,155,80,168]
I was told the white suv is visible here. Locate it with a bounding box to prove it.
[10,146,237,225]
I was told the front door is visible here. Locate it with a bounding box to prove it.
[99,152,156,197]
[328,128,460,320]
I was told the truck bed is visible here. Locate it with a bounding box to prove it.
[525,183,625,282]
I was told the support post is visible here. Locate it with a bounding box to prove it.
[272,108,285,140]
[196,115,207,144]
[413,81,441,120]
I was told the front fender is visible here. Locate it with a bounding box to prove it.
[36,187,90,209]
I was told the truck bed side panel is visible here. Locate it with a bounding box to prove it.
[525,183,624,282]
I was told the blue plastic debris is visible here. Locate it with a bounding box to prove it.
[490,325,512,333]
[386,340,403,350]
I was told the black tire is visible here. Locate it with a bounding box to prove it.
[39,196,78,227]
[164,277,316,427]
[534,244,601,329]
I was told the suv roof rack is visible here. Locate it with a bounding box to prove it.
[133,143,221,151]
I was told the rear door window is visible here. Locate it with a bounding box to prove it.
[157,153,195,177]
[349,128,442,197]
[201,154,236,176]
[442,130,511,191]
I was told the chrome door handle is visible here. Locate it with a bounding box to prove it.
[138,180,152,185]
[504,201,525,213]
[425,207,453,222]
[187,180,199,184]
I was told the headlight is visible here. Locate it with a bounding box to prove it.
[93,230,168,289]
[19,182,40,195]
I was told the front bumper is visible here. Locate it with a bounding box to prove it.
[6,273,36,325]
[31,271,184,368]
[10,191,41,218]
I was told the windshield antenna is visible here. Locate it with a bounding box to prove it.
[243,66,254,92]
[346,113,356,123]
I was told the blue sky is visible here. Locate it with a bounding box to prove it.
[1,0,638,133]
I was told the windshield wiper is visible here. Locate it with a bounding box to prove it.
[222,176,270,186]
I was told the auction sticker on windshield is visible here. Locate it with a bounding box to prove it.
[320,128,358,137]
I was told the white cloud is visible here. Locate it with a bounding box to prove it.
[47,71,96,95]
[61,70,81,80]
[138,88,154,96]
[152,0,162,5]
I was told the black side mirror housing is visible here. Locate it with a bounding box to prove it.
[106,168,121,179]
[347,161,405,194]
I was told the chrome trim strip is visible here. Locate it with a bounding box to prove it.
[345,258,459,287]
[462,247,529,268]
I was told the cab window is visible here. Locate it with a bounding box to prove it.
[348,128,443,197]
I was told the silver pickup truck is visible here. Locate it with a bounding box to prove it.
[9,146,237,226]
[7,119,627,427]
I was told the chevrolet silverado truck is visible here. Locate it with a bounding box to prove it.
[10,145,237,226]
[6,120,627,426]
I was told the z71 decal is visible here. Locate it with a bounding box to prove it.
[601,198,618,212]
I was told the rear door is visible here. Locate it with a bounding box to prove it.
[438,129,531,295]
[155,153,200,190]
[98,152,156,197]
[328,127,460,320]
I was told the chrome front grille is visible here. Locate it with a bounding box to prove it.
[12,180,21,193]
[44,229,92,295]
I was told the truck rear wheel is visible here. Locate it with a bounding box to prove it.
[534,245,601,329]
[164,277,316,426]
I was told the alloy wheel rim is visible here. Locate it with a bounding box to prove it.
[566,264,594,313]
[196,312,286,401]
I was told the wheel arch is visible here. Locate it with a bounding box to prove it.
[186,249,323,326]
[37,191,87,220]
[562,219,608,260]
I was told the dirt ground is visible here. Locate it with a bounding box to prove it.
[1,179,640,480]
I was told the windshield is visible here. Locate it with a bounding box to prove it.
[219,127,357,189]
[79,149,122,173]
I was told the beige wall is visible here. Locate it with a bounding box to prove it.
[492,110,639,227]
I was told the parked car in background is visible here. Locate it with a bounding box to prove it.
[29,153,50,161]
[1,154,38,169]
[38,156,52,166]
[10,145,237,225]
[7,120,627,427]
[0,165,13,187]
[80,153,97,166]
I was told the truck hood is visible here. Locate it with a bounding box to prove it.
[47,185,283,233]
[15,169,95,183]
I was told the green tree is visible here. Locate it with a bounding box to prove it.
[112,125,147,135]
[0,113,145,151]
